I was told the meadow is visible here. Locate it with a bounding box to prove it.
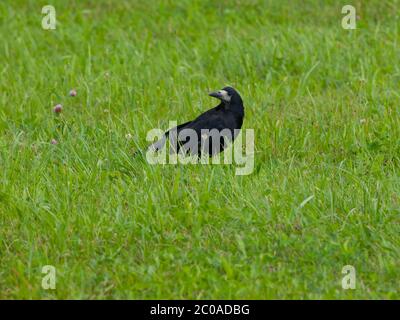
[0,0,399,299]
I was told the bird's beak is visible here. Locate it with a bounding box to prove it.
[208,91,222,99]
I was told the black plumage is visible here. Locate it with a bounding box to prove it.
[149,86,244,157]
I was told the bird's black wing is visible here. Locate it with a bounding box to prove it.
[177,112,233,156]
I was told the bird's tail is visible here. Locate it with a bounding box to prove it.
[147,134,168,152]
[133,133,168,158]
[134,121,192,158]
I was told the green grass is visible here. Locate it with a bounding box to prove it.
[1,0,400,299]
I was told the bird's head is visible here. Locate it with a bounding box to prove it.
[208,86,242,105]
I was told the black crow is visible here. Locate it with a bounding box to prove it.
[148,86,244,157]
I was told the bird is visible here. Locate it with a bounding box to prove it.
[148,86,244,157]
